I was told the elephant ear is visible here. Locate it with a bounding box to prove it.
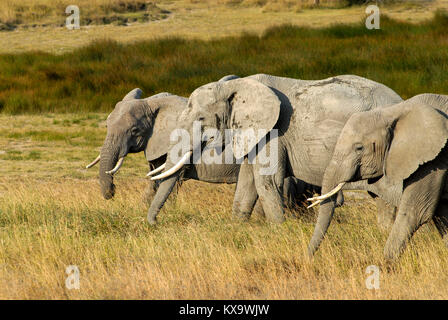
[122,88,143,101]
[385,103,448,183]
[144,96,188,161]
[223,78,281,159]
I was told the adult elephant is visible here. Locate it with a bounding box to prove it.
[86,86,317,223]
[86,89,188,201]
[148,74,403,224]
[307,94,448,262]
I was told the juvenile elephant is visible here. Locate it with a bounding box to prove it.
[307,94,448,262]
[149,74,403,224]
[86,87,317,223]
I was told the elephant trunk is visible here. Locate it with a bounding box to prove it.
[99,139,120,200]
[307,163,343,257]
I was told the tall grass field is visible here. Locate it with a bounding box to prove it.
[1,114,448,299]
[1,9,448,299]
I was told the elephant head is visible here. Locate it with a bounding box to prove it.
[307,93,448,256]
[148,78,282,181]
[86,89,187,199]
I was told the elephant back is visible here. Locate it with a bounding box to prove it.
[290,75,402,126]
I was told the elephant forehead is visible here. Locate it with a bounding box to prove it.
[190,84,218,104]
[188,82,221,109]
[109,101,143,126]
[114,100,141,115]
[340,125,360,141]
[343,113,384,141]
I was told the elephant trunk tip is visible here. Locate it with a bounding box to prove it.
[100,182,116,200]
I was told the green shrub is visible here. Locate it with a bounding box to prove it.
[0,12,447,114]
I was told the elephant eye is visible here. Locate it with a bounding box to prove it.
[131,127,139,136]
[198,116,205,121]
[354,144,364,153]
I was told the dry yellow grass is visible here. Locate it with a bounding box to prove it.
[0,0,446,54]
[1,114,448,299]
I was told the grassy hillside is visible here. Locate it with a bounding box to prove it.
[1,12,448,114]
[0,0,400,28]
[1,113,448,299]
[0,0,443,54]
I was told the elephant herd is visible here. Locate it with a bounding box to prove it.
[86,73,448,262]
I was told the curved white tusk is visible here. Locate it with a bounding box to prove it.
[105,157,124,175]
[307,182,346,202]
[307,200,322,209]
[146,163,166,177]
[85,155,101,169]
[151,151,192,181]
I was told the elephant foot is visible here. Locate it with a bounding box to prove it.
[232,199,255,222]
[147,215,157,225]
[383,244,401,264]
[306,247,316,261]
[232,211,251,222]
[265,213,285,224]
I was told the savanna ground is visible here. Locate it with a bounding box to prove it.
[2,114,448,299]
[1,0,448,299]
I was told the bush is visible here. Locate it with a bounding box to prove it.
[0,12,447,114]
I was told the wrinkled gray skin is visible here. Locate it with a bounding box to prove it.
[308,94,448,262]
[151,74,403,224]
[97,85,317,224]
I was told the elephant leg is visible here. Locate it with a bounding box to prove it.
[232,162,258,221]
[147,174,179,225]
[282,177,299,210]
[383,208,419,262]
[252,199,266,218]
[384,167,446,262]
[433,199,448,248]
[376,197,397,231]
[283,178,320,219]
[170,179,182,199]
[335,191,344,208]
[143,179,159,205]
[253,165,285,224]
